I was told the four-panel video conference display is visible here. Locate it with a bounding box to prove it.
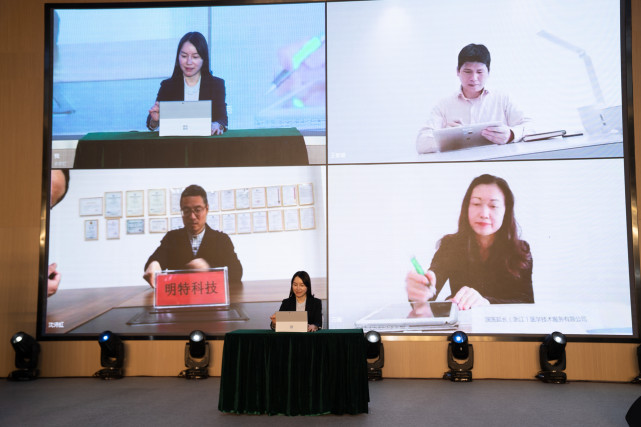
[41,0,637,339]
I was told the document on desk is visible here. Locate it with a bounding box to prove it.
[522,130,566,142]
[415,132,622,162]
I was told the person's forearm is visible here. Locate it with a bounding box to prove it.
[506,110,534,142]
[485,279,534,304]
[227,255,243,283]
[416,132,438,154]
[143,261,161,287]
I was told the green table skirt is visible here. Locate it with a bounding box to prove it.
[74,128,308,168]
[218,329,369,415]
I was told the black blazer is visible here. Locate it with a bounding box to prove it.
[146,72,228,129]
[278,295,323,328]
[144,224,242,283]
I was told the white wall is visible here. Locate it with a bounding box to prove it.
[328,159,632,334]
[327,0,621,163]
[49,166,326,289]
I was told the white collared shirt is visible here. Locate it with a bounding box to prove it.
[416,87,534,154]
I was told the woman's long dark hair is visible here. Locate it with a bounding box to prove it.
[441,174,531,278]
[289,271,313,298]
[170,32,212,80]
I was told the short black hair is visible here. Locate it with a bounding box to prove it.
[180,184,208,206]
[458,44,491,72]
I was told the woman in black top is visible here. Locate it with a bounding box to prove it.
[146,31,228,134]
[270,271,322,331]
[406,174,533,311]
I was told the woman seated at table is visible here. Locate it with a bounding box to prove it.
[146,31,228,135]
[406,173,534,311]
[270,271,322,332]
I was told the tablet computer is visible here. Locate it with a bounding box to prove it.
[433,121,503,152]
[355,302,458,332]
[275,311,308,332]
[159,100,212,137]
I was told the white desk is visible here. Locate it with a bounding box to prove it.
[416,132,623,162]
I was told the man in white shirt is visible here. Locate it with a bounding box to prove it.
[416,44,533,154]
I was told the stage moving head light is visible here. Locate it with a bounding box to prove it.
[445,331,473,382]
[95,330,124,379]
[188,330,207,359]
[365,330,382,358]
[537,331,567,384]
[181,330,210,379]
[99,330,124,368]
[365,330,384,381]
[8,332,40,381]
[11,332,39,370]
[451,331,469,359]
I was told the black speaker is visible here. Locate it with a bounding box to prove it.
[625,395,641,426]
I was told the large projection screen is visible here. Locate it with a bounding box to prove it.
[39,0,638,340]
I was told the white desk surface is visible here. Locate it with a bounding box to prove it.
[415,132,623,162]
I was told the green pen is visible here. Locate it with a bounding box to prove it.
[409,256,427,304]
[267,33,326,94]
[410,256,434,304]
[410,256,426,276]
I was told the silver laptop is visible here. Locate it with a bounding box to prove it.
[355,302,458,332]
[433,121,502,152]
[275,311,308,333]
[159,100,211,137]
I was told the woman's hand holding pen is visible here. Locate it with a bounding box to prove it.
[405,270,437,302]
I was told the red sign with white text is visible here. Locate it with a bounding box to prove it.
[154,269,229,308]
